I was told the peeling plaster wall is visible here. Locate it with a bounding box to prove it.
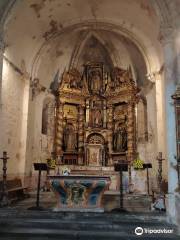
[0,59,27,179]
[3,0,162,74]
[133,84,163,193]
[24,91,55,187]
[36,30,83,88]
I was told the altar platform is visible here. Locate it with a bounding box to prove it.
[8,190,152,213]
[48,175,111,212]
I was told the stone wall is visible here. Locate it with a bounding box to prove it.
[0,59,28,180]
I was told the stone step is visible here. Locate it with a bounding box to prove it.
[0,214,168,226]
[0,210,178,240]
[0,229,179,240]
[0,209,168,222]
[0,219,174,231]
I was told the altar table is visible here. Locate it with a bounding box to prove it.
[48,175,110,212]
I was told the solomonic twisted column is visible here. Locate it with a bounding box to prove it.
[78,105,84,147]
[127,101,136,163]
[78,105,85,164]
[55,100,64,157]
[107,104,113,165]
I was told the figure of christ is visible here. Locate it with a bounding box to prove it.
[90,70,101,92]
[93,109,103,127]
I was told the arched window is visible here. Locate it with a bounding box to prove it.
[42,103,48,135]
[41,97,55,135]
[137,96,148,143]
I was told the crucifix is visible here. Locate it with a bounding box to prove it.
[153,152,166,211]
[0,151,9,207]
[157,152,165,195]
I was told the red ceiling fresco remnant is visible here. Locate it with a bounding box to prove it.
[140,1,154,18]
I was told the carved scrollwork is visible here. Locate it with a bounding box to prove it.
[87,134,105,145]
[112,67,135,88]
[62,68,82,89]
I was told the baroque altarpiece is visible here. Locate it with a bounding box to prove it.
[54,62,138,174]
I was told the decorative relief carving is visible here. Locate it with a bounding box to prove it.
[114,105,127,121]
[62,68,82,89]
[88,134,105,144]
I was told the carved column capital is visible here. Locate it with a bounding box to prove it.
[146,72,157,83]
[172,84,180,100]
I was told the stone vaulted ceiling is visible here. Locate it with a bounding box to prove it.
[0,0,179,88]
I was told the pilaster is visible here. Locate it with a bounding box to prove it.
[160,25,178,220]
[78,105,85,150]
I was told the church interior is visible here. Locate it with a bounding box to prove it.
[0,0,180,239]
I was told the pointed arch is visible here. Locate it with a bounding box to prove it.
[69,30,117,70]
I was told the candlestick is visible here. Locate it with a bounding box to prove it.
[0,151,9,207]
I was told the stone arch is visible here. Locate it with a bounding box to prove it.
[41,96,55,136]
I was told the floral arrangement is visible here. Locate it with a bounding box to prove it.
[47,158,56,169]
[133,153,144,170]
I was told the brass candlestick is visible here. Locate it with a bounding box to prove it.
[0,151,9,207]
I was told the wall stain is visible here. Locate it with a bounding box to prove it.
[30,0,46,18]
[43,20,63,40]
[59,23,63,29]
[16,153,20,161]
[56,49,64,57]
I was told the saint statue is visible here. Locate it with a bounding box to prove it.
[93,109,102,127]
[63,123,77,151]
[113,123,127,152]
[90,70,101,92]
